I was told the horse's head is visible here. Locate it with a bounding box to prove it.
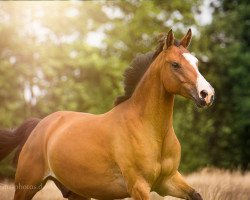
[159,29,214,107]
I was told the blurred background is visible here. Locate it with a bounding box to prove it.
[0,0,249,179]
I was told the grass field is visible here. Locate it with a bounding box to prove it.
[0,168,249,200]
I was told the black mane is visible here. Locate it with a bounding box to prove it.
[114,34,179,106]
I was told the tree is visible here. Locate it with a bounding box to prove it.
[199,0,250,170]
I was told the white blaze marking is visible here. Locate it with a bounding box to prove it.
[182,53,198,70]
[182,53,214,104]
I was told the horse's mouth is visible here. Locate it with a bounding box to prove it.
[195,98,207,108]
[190,91,208,108]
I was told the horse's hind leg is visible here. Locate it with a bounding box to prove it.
[14,174,45,200]
[14,145,88,200]
[13,150,47,200]
[14,168,46,200]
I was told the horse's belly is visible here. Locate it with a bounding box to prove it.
[51,160,129,199]
[47,131,129,199]
[67,173,128,199]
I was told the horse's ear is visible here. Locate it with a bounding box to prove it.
[163,29,175,50]
[180,28,192,48]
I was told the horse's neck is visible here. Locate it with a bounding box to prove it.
[129,56,174,139]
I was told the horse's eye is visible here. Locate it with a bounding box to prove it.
[171,62,181,69]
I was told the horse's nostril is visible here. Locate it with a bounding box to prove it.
[200,90,208,99]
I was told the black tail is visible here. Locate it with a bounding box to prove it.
[0,118,40,165]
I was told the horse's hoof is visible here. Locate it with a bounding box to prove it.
[189,191,203,200]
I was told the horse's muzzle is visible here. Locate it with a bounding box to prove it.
[192,89,215,108]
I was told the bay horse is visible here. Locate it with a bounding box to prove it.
[0,29,214,200]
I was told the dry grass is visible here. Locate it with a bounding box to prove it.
[0,168,249,200]
[0,181,62,200]
[165,168,250,200]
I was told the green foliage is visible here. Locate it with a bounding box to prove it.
[200,0,250,170]
[0,0,249,177]
[175,0,250,172]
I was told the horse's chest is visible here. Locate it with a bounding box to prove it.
[131,145,162,184]
[136,153,179,185]
[116,126,181,186]
[158,136,181,177]
[134,139,181,184]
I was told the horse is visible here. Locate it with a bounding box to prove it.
[0,29,214,200]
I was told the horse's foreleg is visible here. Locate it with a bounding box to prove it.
[126,177,150,200]
[156,171,203,200]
